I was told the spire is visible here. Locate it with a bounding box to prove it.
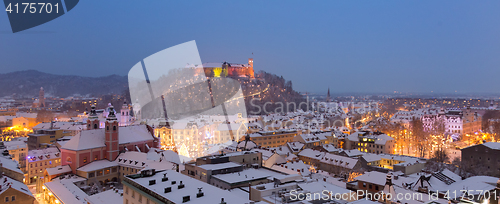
[89,105,98,120]
[107,106,117,121]
[326,87,331,102]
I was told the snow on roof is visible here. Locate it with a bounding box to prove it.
[0,116,15,122]
[269,165,301,175]
[0,156,23,175]
[217,122,242,131]
[263,153,287,168]
[76,160,117,172]
[252,148,274,159]
[118,125,155,144]
[321,153,359,169]
[212,168,269,184]
[28,147,60,162]
[61,125,154,151]
[85,189,123,204]
[322,144,341,152]
[148,149,182,164]
[298,148,326,159]
[125,170,251,204]
[481,142,500,150]
[115,151,176,171]
[44,180,87,204]
[297,181,352,196]
[0,175,33,197]
[197,162,241,171]
[61,129,105,150]
[268,145,291,155]
[340,149,365,157]
[272,160,312,176]
[361,154,382,162]
[15,112,37,119]
[45,165,72,176]
[354,171,388,186]
[299,133,327,143]
[428,175,499,194]
[287,142,304,152]
[33,122,86,131]
[3,140,26,150]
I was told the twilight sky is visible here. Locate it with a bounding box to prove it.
[1,1,499,94]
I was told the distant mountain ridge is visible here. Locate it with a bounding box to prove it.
[0,70,128,97]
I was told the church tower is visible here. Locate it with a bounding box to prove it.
[87,105,99,130]
[39,87,45,107]
[105,106,119,161]
[248,58,254,78]
[120,101,130,126]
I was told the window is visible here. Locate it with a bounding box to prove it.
[139,195,142,203]
[125,186,128,194]
[83,157,87,163]
[5,197,8,202]
[132,191,135,198]
[95,155,98,161]
[11,196,15,201]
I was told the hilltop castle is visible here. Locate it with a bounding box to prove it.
[201,58,254,78]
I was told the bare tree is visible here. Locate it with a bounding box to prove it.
[431,148,449,163]
[411,118,428,158]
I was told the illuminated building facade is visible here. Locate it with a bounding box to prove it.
[462,105,482,134]
[346,131,395,154]
[202,58,255,78]
[247,130,297,148]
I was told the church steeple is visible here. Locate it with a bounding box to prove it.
[105,105,119,161]
[87,105,99,130]
[326,87,331,102]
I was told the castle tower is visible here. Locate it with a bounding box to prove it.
[248,58,254,78]
[39,87,45,108]
[87,105,99,130]
[120,101,130,126]
[105,106,119,161]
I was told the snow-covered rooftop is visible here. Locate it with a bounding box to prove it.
[61,124,154,151]
[124,170,251,203]
[197,162,241,171]
[76,160,117,172]
[212,168,269,184]
[85,189,123,204]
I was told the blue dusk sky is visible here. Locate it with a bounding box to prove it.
[0,1,499,94]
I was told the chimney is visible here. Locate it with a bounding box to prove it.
[248,183,252,201]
